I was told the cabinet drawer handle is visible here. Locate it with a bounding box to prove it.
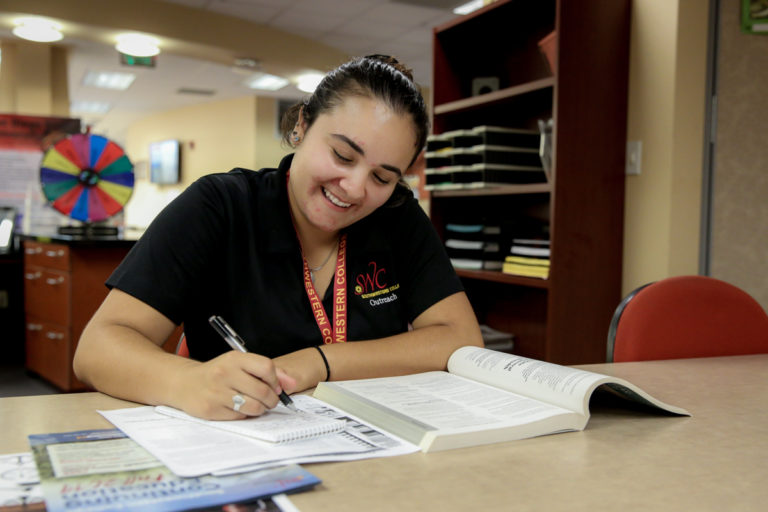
[45,249,66,258]
[27,323,43,331]
[45,331,64,340]
[24,272,42,280]
[45,276,65,285]
[25,247,42,255]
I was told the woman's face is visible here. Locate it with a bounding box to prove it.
[288,95,416,235]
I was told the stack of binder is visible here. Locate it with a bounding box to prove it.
[502,238,551,279]
[424,126,546,190]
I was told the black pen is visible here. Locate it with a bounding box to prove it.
[208,315,299,412]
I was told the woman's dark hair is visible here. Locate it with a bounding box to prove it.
[280,54,429,207]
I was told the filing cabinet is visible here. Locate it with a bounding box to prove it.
[23,239,131,391]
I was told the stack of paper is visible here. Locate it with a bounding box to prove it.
[98,395,418,478]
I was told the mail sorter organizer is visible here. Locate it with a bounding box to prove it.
[426,126,541,152]
[424,126,546,190]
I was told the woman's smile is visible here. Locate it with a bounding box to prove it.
[323,187,352,209]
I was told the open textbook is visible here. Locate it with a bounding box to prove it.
[313,346,690,453]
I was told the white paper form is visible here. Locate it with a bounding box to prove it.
[99,395,418,477]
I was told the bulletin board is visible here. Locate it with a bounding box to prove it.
[0,114,80,224]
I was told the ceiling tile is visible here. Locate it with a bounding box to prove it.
[361,2,451,27]
[268,8,350,35]
[206,0,284,23]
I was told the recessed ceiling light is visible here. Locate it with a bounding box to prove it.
[453,0,486,15]
[70,101,112,114]
[115,33,160,57]
[12,17,63,43]
[245,72,289,91]
[82,71,136,90]
[296,72,325,93]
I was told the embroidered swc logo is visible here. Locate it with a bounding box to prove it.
[355,261,400,299]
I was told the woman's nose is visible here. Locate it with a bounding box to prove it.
[339,167,366,201]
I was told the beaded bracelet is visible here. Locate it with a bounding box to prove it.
[314,346,330,382]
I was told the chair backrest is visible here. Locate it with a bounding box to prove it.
[176,333,189,358]
[607,275,768,362]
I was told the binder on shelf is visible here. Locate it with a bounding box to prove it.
[510,238,551,258]
[426,145,542,168]
[445,223,504,272]
[479,324,515,353]
[424,163,547,190]
[426,126,541,153]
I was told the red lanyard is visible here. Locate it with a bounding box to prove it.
[302,233,348,344]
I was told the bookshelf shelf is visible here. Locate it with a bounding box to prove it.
[431,183,551,198]
[434,77,555,116]
[455,269,550,289]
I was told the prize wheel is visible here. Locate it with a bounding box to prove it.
[40,133,134,223]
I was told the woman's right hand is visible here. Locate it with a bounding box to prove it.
[74,289,296,420]
[172,351,297,420]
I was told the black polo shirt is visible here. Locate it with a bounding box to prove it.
[107,154,463,361]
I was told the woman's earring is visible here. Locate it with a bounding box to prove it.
[292,131,300,143]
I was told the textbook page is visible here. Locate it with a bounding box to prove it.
[447,346,689,416]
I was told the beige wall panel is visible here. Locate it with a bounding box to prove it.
[623,0,709,296]
[123,95,286,228]
[711,0,768,311]
[623,0,678,293]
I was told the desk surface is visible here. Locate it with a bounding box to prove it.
[2,355,766,512]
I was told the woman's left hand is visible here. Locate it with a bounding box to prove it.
[273,347,329,393]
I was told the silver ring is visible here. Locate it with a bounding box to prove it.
[232,394,246,412]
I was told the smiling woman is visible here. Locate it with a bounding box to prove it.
[73,55,483,421]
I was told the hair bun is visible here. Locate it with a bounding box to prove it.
[364,54,415,83]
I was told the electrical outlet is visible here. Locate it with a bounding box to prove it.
[626,140,642,175]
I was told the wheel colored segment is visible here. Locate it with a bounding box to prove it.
[39,133,134,222]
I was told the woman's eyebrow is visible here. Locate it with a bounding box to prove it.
[331,133,402,176]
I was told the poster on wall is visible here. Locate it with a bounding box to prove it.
[0,114,81,231]
[742,0,768,33]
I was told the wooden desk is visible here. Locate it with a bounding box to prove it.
[1,355,766,511]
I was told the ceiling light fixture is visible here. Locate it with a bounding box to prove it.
[115,33,160,57]
[296,72,325,93]
[82,71,136,90]
[245,72,289,91]
[453,0,486,15]
[70,101,112,114]
[12,17,63,43]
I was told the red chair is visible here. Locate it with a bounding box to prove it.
[607,275,768,362]
[176,334,189,358]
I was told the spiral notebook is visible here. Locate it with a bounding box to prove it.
[154,405,346,443]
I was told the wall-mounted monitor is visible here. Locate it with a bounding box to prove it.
[149,139,181,184]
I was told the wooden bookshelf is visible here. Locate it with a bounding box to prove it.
[430,0,631,364]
